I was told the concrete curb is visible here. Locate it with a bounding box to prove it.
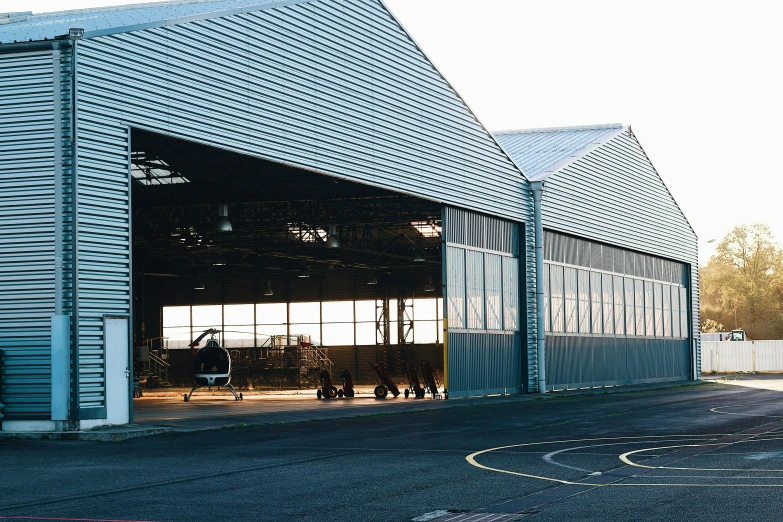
[0,425,171,442]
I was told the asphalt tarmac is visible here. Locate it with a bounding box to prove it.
[3,380,783,521]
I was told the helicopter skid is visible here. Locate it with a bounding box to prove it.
[184,383,243,402]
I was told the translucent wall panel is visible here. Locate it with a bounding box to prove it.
[414,321,438,344]
[671,285,681,338]
[485,253,503,330]
[635,279,645,336]
[550,264,565,333]
[624,276,635,336]
[613,275,624,335]
[289,323,320,344]
[591,271,603,334]
[447,246,466,329]
[163,306,190,328]
[662,284,672,337]
[577,269,590,334]
[256,303,287,325]
[564,267,578,333]
[602,273,614,335]
[290,302,320,324]
[322,301,354,323]
[543,263,551,333]
[162,326,191,349]
[224,304,255,348]
[679,286,689,339]
[653,282,663,337]
[466,250,485,329]
[322,323,354,345]
[502,256,519,331]
[192,305,222,329]
[355,300,375,323]
[644,281,654,336]
[355,322,376,345]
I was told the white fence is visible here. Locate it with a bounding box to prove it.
[701,340,783,373]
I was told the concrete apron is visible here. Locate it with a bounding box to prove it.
[0,380,704,442]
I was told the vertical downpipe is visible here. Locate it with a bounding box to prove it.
[531,181,546,393]
[69,34,81,421]
[51,45,70,424]
[441,207,448,398]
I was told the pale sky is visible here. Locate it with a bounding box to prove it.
[5,0,782,264]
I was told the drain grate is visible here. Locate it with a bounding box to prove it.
[413,511,537,522]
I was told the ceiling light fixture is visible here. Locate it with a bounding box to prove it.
[213,256,226,266]
[325,224,341,248]
[424,276,435,292]
[263,280,274,296]
[412,240,426,262]
[215,204,232,233]
[367,273,378,285]
[194,277,205,290]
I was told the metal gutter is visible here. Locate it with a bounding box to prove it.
[69,32,81,421]
[531,180,546,393]
[0,39,68,53]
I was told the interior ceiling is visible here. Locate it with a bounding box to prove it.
[131,130,442,280]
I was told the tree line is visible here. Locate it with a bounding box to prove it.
[701,223,783,339]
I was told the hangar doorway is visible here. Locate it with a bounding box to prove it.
[130,130,445,400]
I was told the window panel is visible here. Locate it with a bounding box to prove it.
[223,326,256,348]
[591,271,603,334]
[290,302,320,323]
[679,286,689,339]
[256,303,287,325]
[635,279,645,336]
[624,277,635,336]
[447,246,466,329]
[613,275,624,335]
[224,304,254,326]
[414,298,438,321]
[644,281,654,336]
[550,264,565,333]
[543,263,551,333]
[289,323,320,344]
[654,283,664,337]
[466,250,485,329]
[502,256,520,331]
[192,305,222,328]
[485,253,503,330]
[355,322,376,345]
[564,267,578,333]
[577,269,590,334]
[322,301,354,323]
[671,285,681,338]
[355,300,375,323]
[414,320,438,344]
[163,306,190,328]
[602,273,614,335]
[322,323,354,346]
[663,284,672,337]
[162,326,191,349]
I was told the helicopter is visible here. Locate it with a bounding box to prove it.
[184,328,243,402]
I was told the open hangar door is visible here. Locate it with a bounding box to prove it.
[130,129,445,399]
[442,207,525,398]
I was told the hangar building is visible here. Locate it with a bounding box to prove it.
[0,0,698,431]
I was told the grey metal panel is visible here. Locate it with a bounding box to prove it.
[545,335,688,389]
[0,50,71,418]
[74,0,529,223]
[0,0,301,44]
[495,124,622,180]
[444,207,527,396]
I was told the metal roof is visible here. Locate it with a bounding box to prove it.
[0,0,309,44]
[494,123,626,181]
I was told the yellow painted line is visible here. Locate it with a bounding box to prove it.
[466,434,783,487]
[619,436,783,472]
[710,405,783,418]
[465,435,727,486]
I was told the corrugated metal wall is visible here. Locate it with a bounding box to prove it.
[443,207,525,397]
[65,0,532,409]
[0,49,71,419]
[75,0,529,221]
[540,129,699,377]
